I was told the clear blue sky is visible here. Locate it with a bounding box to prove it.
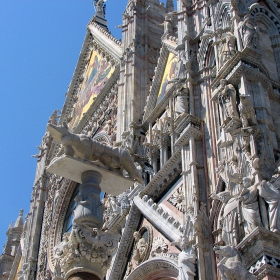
[0,0,171,251]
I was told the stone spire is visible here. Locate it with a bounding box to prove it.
[166,0,174,13]
[14,209,24,229]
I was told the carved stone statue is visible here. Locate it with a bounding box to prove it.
[174,83,189,116]
[238,14,259,49]
[132,231,148,265]
[159,12,174,34]
[172,235,196,280]
[238,95,257,127]
[47,122,143,184]
[94,0,106,16]
[48,109,60,125]
[239,177,261,235]
[218,80,239,120]
[218,32,236,66]
[214,245,256,280]
[258,179,280,233]
[211,190,242,246]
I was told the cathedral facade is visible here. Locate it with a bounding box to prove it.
[1,0,280,279]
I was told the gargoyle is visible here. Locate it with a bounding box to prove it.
[47,122,143,184]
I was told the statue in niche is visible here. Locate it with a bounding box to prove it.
[239,177,261,235]
[174,83,189,116]
[217,32,236,66]
[218,80,239,120]
[238,95,258,127]
[258,178,280,233]
[214,245,257,280]
[132,231,148,265]
[211,170,244,246]
[238,14,259,49]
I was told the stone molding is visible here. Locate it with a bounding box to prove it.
[143,44,175,122]
[46,179,75,273]
[134,195,183,242]
[107,204,141,280]
[140,148,182,200]
[125,257,178,280]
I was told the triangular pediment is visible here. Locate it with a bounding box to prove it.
[143,42,178,122]
[60,21,122,133]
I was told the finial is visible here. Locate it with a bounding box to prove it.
[14,209,24,228]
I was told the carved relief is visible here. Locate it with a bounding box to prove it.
[151,237,168,257]
[54,225,119,278]
[168,185,185,212]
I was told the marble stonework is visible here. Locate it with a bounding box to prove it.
[2,0,280,280]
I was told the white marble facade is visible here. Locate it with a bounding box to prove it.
[2,0,280,279]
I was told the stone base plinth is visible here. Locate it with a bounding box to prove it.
[236,227,280,279]
[46,155,134,196]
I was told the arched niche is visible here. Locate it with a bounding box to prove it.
[126,258,179,280]
[250,4,280,81]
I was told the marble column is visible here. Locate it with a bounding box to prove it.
[73,170,103,229]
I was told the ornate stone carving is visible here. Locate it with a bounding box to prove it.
[172,230,196,280]
[54,224,119,278]
[211,174,261,246]
[214,245,256,280]
[174,83,189,117]
[238,14,259,49]
[258,177,280,233]
[47,122,143,183]
[216,32,236,67]
[168,185,185,212]
[132,231,149,265]
[151,237,168,257]
[238,95,257,127]
[218,80,239,121]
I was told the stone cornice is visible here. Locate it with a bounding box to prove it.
[140,149,182,199]
[60,31,93,124]
[87,23,122,60]
[210,51,280,101]
[134,195,182,242]
[235,227,280,272]
[60,22,121,133]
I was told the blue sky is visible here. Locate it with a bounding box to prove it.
[0,0,172,251]
[0,0,128,251]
